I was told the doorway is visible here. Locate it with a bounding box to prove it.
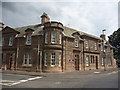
[75,55,79,70]
[96,56,98,69]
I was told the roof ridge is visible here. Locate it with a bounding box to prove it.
[15,24,41,29]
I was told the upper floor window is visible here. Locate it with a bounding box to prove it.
[45,32,48,44]
[44,53,48,66]
[26,34,32,45]
[23,53,32,66]
[85,40,89,48]
[51,53,56,67]
[9,37,13,46]
[86,55,89,66]
[51,32,56,44]
[59,34,62,44]
[95,42,97,50]
[74,38,78,47]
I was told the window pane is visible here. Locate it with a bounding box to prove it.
[51,32,56,43]
[101,58,104,66]
[51,53,56,66]
[74,39,78,47]
[86,56,89,66]
[45,33,48,44]
[95,42,97,50]
[28,54,32,65]
[59,34,62,44]
[86,40,89,48]
[59,54,61,66]
[9,37,13,46]
[44,53,48,66]
[26,34,32,45]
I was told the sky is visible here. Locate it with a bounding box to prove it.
[0,0,119,39]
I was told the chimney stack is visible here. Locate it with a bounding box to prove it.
[100,34,106,40]
[0,22,4,31]
[41,13,50,25]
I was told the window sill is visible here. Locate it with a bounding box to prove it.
[26,44,31,46]
[22,64,32,67]
[74,47,79,48]
[51,65,55,67]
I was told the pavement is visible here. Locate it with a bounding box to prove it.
[1,68,119,88]
[1,68,119,77]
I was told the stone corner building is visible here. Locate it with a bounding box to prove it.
[1,13,117,73]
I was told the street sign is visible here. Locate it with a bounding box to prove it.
[69,59,75,62]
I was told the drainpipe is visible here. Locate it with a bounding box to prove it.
[83,40,85,71]
[37,35,40,72]
[65,37,67,71]
[61,34,64,72]
[16,36,19,70]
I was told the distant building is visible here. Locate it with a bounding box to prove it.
[1,13,116,72]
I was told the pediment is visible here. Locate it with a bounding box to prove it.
[2,26,20,34]
[72,32,81,36]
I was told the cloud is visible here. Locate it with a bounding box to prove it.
[2,1,118,38]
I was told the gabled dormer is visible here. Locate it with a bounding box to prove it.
[72,32,84,48]
[2,26,20,47]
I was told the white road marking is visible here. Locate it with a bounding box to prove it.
[94,71,100,74]
[55,82,61,84]
[107,71,118,75]
[0,76,42,86]
[3,73,31,77]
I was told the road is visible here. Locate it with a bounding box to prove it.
[1,70,119,88]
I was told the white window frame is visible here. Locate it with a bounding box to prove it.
[51,32,56,44]
[23,53,32,66]
[59,54,61,67]
[59,34,62,44]
[26,34,32,45]
[74,38,78,47]
[85,40,89,48]
[95,42,97,50]
[86,55,89,66]
[51,53,56,67]
[45,32,48,44]
[44,53,48,66]
[108,58,112,66]
[101,58,104,66]
[101,45,103,51]
[9,37,13,46]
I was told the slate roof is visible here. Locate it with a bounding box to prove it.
[15,24,101,40]
[15,24,43,37]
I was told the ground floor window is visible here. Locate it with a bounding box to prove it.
[90,56,94,64]
[51,53,56,67]
[86,55,89,66]
[44,53,48,66]
[101,58,104,66]
[23,53,32,66]
[59,54,61,67]
[108,58,112,66]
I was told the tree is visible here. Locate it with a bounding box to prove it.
[108,28,120,62]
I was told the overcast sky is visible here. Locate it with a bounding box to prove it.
[0,0,119,38]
